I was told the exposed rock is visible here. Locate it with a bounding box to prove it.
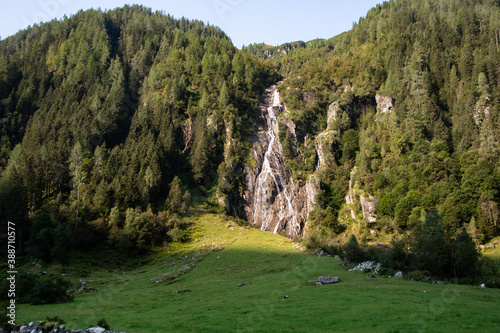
[318,276,341,284]
[315,130,336,170]
[349,261,381,273]
[473,97,490,126]
[238,283,252,287]
[395,271,403,278]
[327,102,339,125]
[360,194,377,224]
[305,174,320,214]
[244,85,311,238]
[181,118,193,155]
[375,94,394,114]
[88,328,106,333]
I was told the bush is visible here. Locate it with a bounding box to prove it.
[97,318,111,330]
[15,273,73,305]
[46,316,65,324]
[342,235,365,263]
[167,227,187,243]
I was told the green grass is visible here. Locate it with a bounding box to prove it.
[17,215,500,332]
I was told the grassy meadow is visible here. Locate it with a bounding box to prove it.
[16,214,500,332]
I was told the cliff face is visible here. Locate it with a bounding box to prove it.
[244,85,314,238]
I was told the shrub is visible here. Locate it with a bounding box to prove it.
[167,227,187,243]
[342,235,365,263]
[15,273,73,305]
[97,318,111,330]
[46,316,65,324]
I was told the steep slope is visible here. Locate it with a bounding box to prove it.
[0,6,277,254]
[246,0,500,243]
[243,85,316,238]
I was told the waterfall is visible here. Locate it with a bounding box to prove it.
[249,85,301,237]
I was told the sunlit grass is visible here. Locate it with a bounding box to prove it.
[17,215,500,332]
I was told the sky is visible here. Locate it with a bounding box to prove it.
[0,0,383,48]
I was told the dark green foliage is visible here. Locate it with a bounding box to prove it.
[46,316,65,324]
[255,0,500,243]
[97,318,111,330]
[0,5,277,254]
[452,230,480,279]
[342,235,365,263]
[410,210,453,277]
[14,273,73,305]
[379,210,480,280]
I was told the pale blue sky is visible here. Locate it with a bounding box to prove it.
[0,0,382,48]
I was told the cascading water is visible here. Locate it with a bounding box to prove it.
[246,85,305,238]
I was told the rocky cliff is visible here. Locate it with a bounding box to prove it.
[244,85,315,238]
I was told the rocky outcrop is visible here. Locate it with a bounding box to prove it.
[244,85,312,238]
[181,118,193,155]
[345,167,378,224]
[473,97,490,126]
[315,130,336,170]
[375,94,394,114]
[360,194,377,224]
[327,102,339,125]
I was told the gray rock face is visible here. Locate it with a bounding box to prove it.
[318,276,341,284]
[244,85,312,238]
[375,94,394,114]
[327,102,339,124]
[360,194,377,224]
[395,271,403,278]
[315,130,336,170]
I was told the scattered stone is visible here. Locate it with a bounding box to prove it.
[172,289,192,294]
[238,283,252,287]
[349,261,381,274]
[283,295,288,299]
[316,250,327,257]
[394,271,403,278]
[366,273,375,279]
[432,280,444,285]
[88,327,106,333]
[480,283,486,288]
[318,276,340,284]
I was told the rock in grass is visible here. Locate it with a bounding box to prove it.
[88,328,106,333]
[318,276,340,284]
[395,271,403,278]
[238,282,252,287]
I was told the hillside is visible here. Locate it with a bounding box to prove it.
[15,215,500,332]
[0,4,278,257]
[246,0,500,245]
[1,0,500,330]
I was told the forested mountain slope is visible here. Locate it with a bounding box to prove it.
[1,0,500,266]
[0,5,277,256]
[246,0,500,243]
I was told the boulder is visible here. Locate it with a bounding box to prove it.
[318,276,341,284]
[394,271,403,278]
[88,328,106,333]
[375,94,394,114]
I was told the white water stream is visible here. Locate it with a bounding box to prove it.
[253,87,297,234]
